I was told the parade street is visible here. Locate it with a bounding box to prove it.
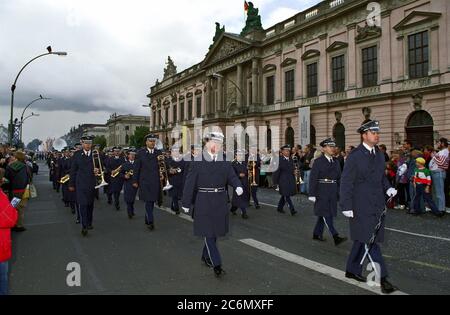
[8,163,450,295]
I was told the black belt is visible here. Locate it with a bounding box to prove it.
[318,179,337,184]
[198,187,226,193]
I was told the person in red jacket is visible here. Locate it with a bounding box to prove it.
[0,168,18,295]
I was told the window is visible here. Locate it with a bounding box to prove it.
[125,126,130,131]
[196,97,202,118]
[332,55,345,93]
[362,46,378,87]
[173,105,177,123]
[306,63,318,97]
[188,100,193,120]
[266,76,275,105]
[285,70,295,101]
[180,102,185,121]
[408,31,429,79]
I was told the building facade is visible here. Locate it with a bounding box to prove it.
[82,124,108,138]
[148,0,450,152]
[0,124,8,144]
[106,114,150,147]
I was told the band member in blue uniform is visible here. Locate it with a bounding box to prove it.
[247,147,261,209]
[182,132,243,278]
[61,148,76,214]
[167,146,185,215]
[273,145,298,216]
[69,136,99,237]
[340,120,398,294]
[309,138,347,246]
[122,149,138,219]
[132,134,162,231]
[231,150,250,219]
[108,147,125,211]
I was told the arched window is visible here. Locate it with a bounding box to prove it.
[267,128,272,150]
[333,123,345,150]
[285,127,295,147]
[406,110,434,149]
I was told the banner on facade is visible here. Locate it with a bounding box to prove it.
[298,107,310,147]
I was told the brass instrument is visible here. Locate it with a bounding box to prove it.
[59,174,70,184]
[125,169,134,178]
[248,160,258,187]
[92,150,109,189]
[157,155,173,191]
[292,156,304,193]
[111,165,123,178]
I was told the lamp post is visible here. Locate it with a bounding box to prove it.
[9,46,67,144]
[212,73,245,117]
[18,112,40,146]
[20,95,51,143]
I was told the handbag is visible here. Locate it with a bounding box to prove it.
[30,184,38,198]
[22,184,31,199]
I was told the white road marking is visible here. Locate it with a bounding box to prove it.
[259,202,450,242]
[239,238,408,295]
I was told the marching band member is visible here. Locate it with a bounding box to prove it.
[167,145,185,215]
[340,120,398,294]
[60,147,76,214]
[309,138,347,246]
[69,136,99,237]
[132,134,162,231]
[182,132,243,278]
[273,145,298,216]
[122,148,138,219]
[230,149,250,219]
[247,147,261,209]
[108,147,125,211]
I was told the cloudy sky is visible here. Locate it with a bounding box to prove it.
[0,0,321,144]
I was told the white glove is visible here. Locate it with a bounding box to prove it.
[397,164,408,177]
[182,207,190,214]
[342,211,354,218]
[386,188,398,197]
[308,197,316,203]
[275,186,280,192]
[236,187,244,196]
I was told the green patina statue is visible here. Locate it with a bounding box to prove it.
[241,2,263,36]
[209,22,225,50]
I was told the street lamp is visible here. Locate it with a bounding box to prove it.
[9,46,67,144]
[20,95,51,143]
[212,73,245,117]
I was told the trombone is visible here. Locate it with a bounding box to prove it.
[292,156,304,194]
[157,154,173,191]
[248,160,259,187]
[92,150,109,189]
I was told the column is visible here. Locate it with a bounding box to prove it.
[380,12,392,83]
[430,26,440,75]
[252,58,259,104]
[347,25,357,89]
[318,34,328,95]
[237,64,243,108]
[218,75,224,112]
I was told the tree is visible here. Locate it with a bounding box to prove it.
[129,126,150,149]
[26,139,42,151]
[93,135,107,150]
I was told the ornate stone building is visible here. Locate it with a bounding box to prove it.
[106,114,150,147]
[148,0,450,152]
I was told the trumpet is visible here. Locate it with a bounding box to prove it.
[111,165,123,178]
[59,174,70,184]
[125,170,134,178]
[292,156,304,191]
[248,160,258,187]
[92,150,109,189]
[157,155,173,191]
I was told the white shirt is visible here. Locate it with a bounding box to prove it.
[324,154,333,163]
[362,142,375,155]
[83,150,91,157]
[207,152,217,161]
[429,148,449,171]
[147,148,154,154]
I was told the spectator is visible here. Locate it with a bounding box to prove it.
[4,151,31,232]
[379,144,390,162]
[300,144,315,195]
[429,138,449,213]
[410,157,445,217]
[0,168,18,296]
[309,149,323,169]
[423,145,435,168]
[396,149,410,210]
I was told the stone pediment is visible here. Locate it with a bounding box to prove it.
[203,33,253,66]
[394,11,442,31]
[326,41,348,53]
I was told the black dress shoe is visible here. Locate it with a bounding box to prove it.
[76,220,80,224]
[12,227,27,232]
[81,229,88,237]
[71,208,76,214]
[434,211,446,218]
[128,214,133,219]
[201,257,213,268]
[230,210,237,215]
[277,208,286,214]
[147,223,155,231]
[87,226,94,230]
[345,272,367,283]
[175,210,180,215]
[242,213,249,220]
[255,205,261,209]
[108,200,112,205]
[333,235,348,246]
[290,209,298,216]
[313,235,326,242]
[381,278,398,294]
[115,206,120,211]
[214,266,226,278]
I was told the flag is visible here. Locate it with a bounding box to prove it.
[244,1,249,12]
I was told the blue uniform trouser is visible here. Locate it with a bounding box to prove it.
[171,197,180,212]
[79,204,94,229]
[230,206,247,214]
[0,261,8,296]
[251,186,259,206]
[346,241,388,278]
[113,192,120,207]
[313,216,338,237]
[202,237,222,267]
[278,196,295,211]
[126,202,135,216]
[145,202,155,224]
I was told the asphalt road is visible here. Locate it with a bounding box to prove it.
[8,163,450,295]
